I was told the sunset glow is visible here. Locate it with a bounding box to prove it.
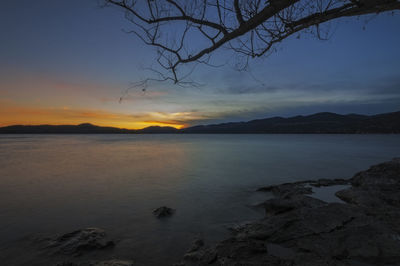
[1,1,400,266]
[0,101,186,129]
[1,1,399,130]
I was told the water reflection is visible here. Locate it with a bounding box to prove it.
[0,134,399,265]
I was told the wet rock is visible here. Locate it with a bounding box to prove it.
[47,228,114,256]
[55,260,134,266]
[216,238,267,259]
[266,243,296,260]
[178,158,400,265]
[335,160,400,234]
[262,198,296,215]
[257,182,312,198]
[91,260,134,266]
[351,158,400,187]
[180,240,217,266]
[309,178,350,187]
[187,238,205,253]
[237,203,366,243]
[190,203,400,265]
[262,195,326,216]
[153,206,175,218]
[336,158,400,209]
[182,248,217,265]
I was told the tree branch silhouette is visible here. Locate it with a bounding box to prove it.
[104,0,400,84]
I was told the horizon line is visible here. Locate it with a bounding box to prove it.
[1,110,398,131]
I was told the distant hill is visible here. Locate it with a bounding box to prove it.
[0,123,177,134]
[0,123,129,134]
[137,126,179,133]
[182,111,400,134]
[0,111,399,134]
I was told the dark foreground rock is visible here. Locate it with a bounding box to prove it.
[257,181,313,198]
[46,228,114,256]
[56,259,134,266]
[153,206,175,218]
[177,158,400,266]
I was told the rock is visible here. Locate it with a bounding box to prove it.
[262,198,296,215]
[335,160,400,233]
[257,182,313,198]
[178,158,400,265]
[193,203,400,265]
[179,239,217,266]
[262,195,326,216]
[55,260,134,266]
[182,248,217,265]
[91,260,134,266]
[153,206,175,218]
[187,238,204,252]
[309,178,350,187]
[47,228,114,256]
[336,158,400,210]
[266,243,296,259]
[351,158,400,187]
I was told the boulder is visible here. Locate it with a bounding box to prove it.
[47,228,114,256]
[257,182,312,198]
[351,158,400,187]
[153,206,175,218]
[262,195,326,216]
[187,238,205,253]
[56,260,134,266]
[309,178,349,187]
[336,158,400,209]
[91,260,134,266]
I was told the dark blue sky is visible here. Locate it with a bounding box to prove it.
[1,0,399,128]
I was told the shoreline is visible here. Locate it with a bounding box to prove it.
[176,158,400,266]
[4,158,400,266]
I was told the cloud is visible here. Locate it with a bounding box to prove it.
[128,111,215,126]
[99,90,168,104]
[219,84,279,94]
[365,76,400,96]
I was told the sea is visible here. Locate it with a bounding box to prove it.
[0,134,399,265]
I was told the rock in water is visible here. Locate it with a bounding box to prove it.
[262,195,326,216]
[177,158,400,265]
[257,182,313,198]
[47,228,114,256]
[153,206,175,218]
[309,178,349,187]
[187,238,205,253]
[351,157,400,187]
[92,260,134,266]
[180,238,217,266]
[56,260,134,266]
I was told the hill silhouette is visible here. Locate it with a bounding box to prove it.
[0,111,399,134]
[182,111,400,134]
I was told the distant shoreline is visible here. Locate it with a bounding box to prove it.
[1,111,399,134]
[1,132,399,135]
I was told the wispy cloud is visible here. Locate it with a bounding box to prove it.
[218,85,279,95]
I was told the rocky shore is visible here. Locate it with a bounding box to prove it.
[41,158,400,265]
[176,158,400,266]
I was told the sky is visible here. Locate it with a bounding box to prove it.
[1,0,400,129]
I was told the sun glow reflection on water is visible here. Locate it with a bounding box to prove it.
[0,134,399,265]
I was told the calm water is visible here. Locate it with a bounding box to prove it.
[0,134,399,265]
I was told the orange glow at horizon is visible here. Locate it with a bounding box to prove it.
[0,102,187,130]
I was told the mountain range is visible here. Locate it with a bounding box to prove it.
[1,111,399,134]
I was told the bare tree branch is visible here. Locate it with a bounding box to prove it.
[104,0,400,83]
